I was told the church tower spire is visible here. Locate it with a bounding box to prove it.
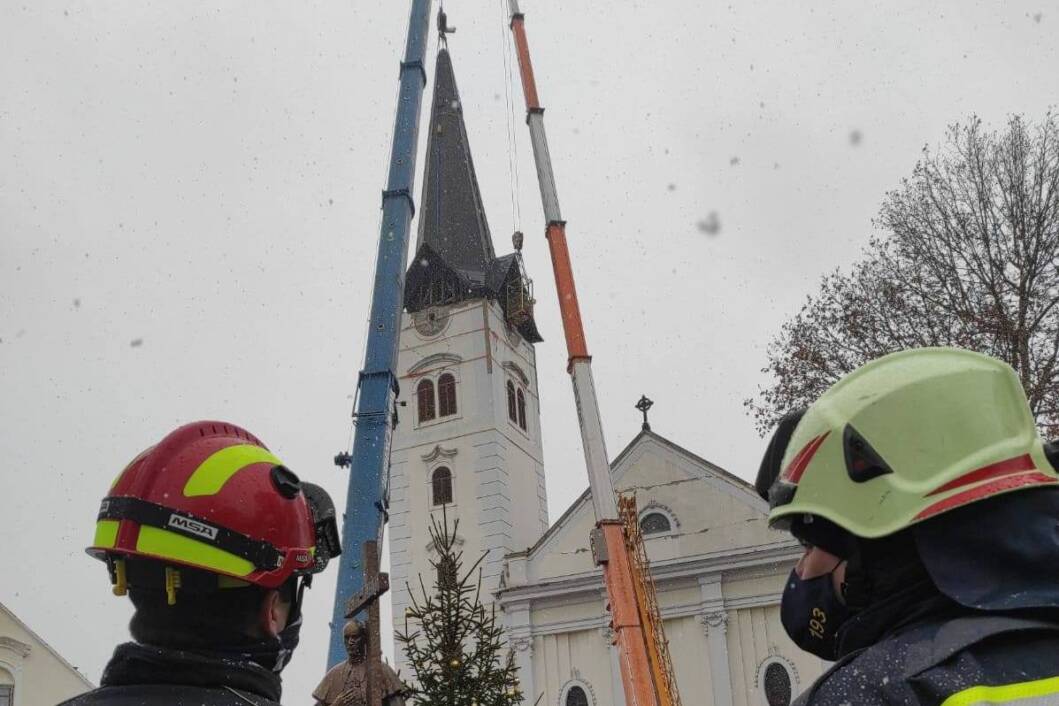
[415,48,496,277]
[404,48,541,343]
[388,41,549,678]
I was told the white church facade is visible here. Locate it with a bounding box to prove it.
[0,601,94,706]
[387,43,825,706]
[496,431,825,706]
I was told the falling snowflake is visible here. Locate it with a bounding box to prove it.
[130,338,143,348]
[849,129,863,146]
[696,212,722,236]
[729,156,741,166]
[666,183,676,192]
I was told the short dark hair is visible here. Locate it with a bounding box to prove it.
[125,560,294,648]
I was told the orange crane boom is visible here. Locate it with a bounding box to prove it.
[506,4,681,705]
[621,495,684,706]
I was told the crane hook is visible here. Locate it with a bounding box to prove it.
[438,5,456,45]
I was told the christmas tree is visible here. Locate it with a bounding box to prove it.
[396,510,526,706]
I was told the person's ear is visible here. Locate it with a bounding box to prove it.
[259,589,288,638]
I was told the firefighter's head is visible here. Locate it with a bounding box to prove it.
[755,348,1058,659]
[87,421,341,667]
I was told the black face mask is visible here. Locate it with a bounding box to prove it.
[781,566,851,661]
[236,576,306,674]
[272,612,302,673]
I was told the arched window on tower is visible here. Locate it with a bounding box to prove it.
[417,379,436,423]
[438,373,457,417]
[431,467,453,506]
[565,686,589,706]
[516,388,527,430]
[507,381,517,423]
[640,512,672,536]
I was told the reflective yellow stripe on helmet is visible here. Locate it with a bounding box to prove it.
[183,445,283,497]
[941,676,1059,705]
[136,526,255,577]
[93,519,120,548]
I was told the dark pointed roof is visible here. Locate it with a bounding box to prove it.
[405,48,541,344]
[415,48,495,280]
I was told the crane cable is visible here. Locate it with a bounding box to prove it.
[498,0,522,233]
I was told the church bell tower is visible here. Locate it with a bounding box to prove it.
[387,45,549,674]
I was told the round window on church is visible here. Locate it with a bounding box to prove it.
[640,511,672,536]
[565,685,589,706]
[763,662,792,706]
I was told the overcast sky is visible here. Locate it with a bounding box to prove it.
[2,1,1057,703]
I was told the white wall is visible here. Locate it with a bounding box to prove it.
[0,604,94,706]
[389,298,549,675]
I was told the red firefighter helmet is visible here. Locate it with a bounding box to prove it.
[88,421,341,596]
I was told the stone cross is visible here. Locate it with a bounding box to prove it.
[345,540,390,706]
[636,395,654,432]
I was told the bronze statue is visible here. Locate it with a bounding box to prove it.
[313,620,406,706]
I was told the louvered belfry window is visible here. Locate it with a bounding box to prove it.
[417,379,436,422]
[438,373,457,417]
[507,381,518,423]
[516,388,527,430]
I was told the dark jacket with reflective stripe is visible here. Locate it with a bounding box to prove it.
[794,615,1059,705]
[59,642,284,706]
[62,684,280,706]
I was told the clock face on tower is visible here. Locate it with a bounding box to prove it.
[413,306,450,337]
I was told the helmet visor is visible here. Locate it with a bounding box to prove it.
[302,482,342,573]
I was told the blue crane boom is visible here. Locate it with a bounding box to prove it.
[327,0,433,668]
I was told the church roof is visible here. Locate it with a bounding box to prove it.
[405,48,541,343]
[0,600,95,688]
[516,429,769,561]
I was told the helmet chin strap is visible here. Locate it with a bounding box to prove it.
[290,575,309,622]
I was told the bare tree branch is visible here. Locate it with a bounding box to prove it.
[747,113,1059,439]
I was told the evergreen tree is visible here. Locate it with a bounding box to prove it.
[396,511,525,706]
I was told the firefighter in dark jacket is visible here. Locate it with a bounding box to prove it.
[61,421,342,705]
[756,348,1059,706]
